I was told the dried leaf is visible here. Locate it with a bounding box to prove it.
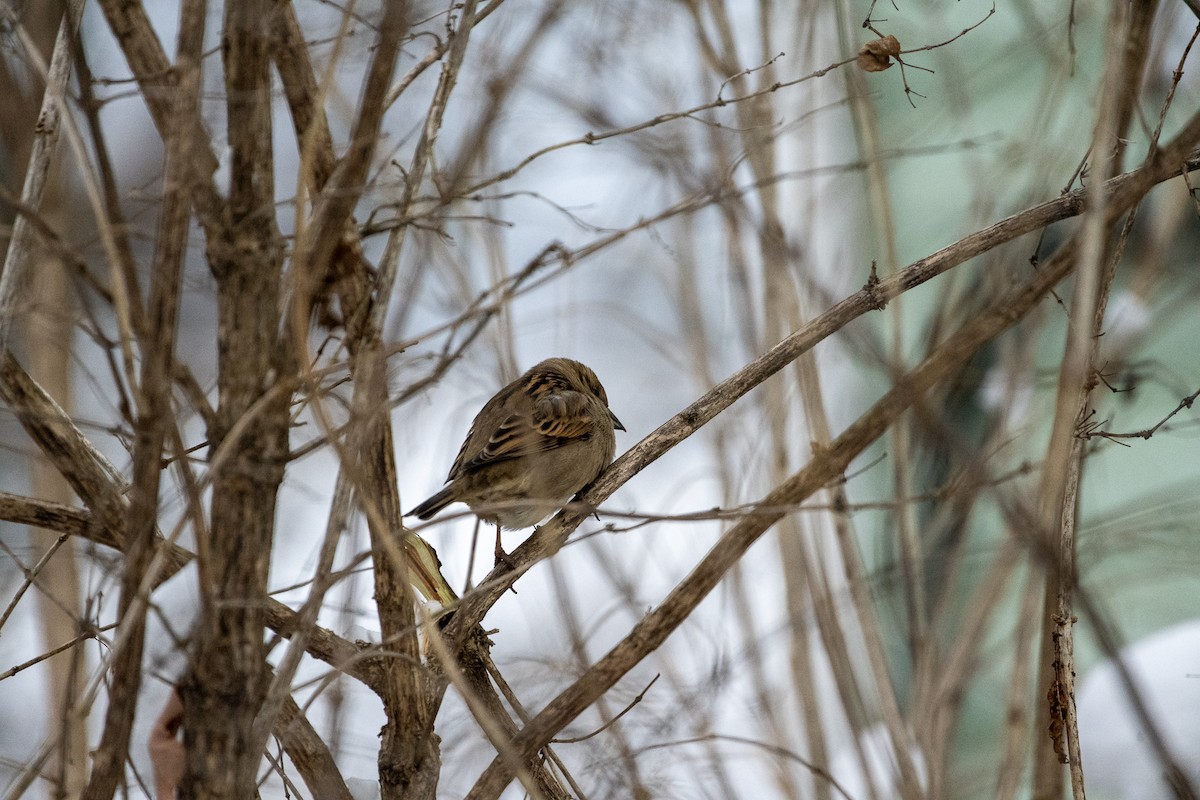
[857,35,902,73]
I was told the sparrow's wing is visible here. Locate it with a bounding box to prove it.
[455,391,596,474]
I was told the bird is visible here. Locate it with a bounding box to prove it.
[407,357,624,564]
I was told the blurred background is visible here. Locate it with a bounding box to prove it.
[1,1,1198,798]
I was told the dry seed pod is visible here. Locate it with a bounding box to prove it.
[857,35,902,72]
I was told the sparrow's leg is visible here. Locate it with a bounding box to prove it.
[492,523,511,568]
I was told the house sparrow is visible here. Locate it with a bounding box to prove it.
[408,357,624,562]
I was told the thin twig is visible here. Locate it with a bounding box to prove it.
[0,534,72,632]
[551,674,660,745]
[0,624,114,682]
[1086,386,1200,441]
[636,733,856,800]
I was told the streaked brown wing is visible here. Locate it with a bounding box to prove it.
[458,391,594,473]
[445,379,528,480]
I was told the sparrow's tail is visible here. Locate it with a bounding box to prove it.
[407,486,455,520]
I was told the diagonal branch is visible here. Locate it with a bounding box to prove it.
[461,239,1081,800]
[450,107,1200,798]
[439,138,1200,649]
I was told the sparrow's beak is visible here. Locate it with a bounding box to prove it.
[609,409,626,431]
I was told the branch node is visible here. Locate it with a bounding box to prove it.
[862,260,888,310]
